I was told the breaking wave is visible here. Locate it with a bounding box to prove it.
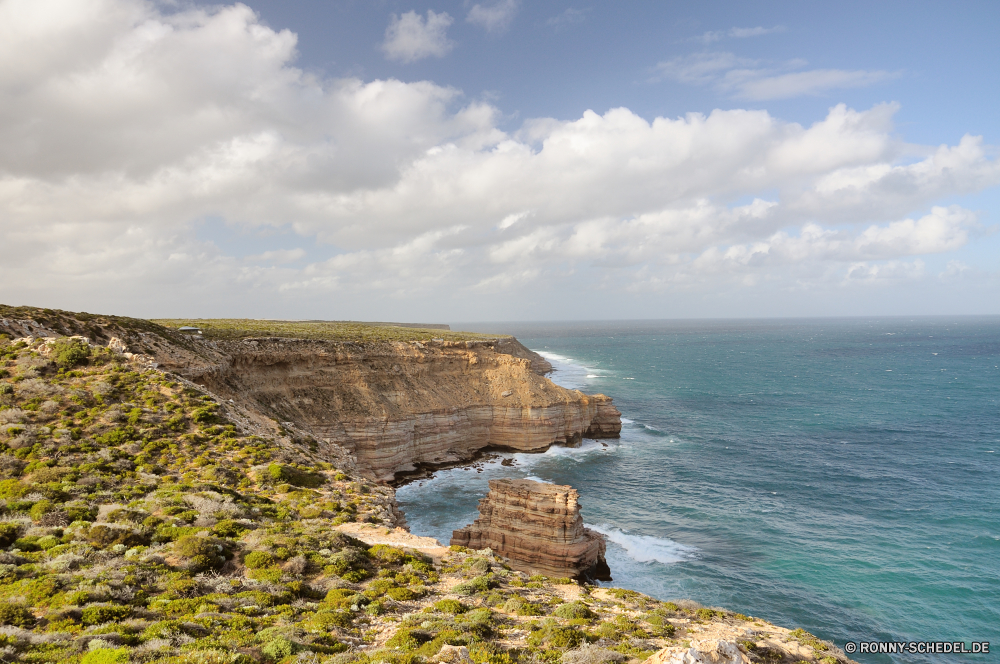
[587,524,698,564]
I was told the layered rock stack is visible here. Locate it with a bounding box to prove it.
[451,478,612,581]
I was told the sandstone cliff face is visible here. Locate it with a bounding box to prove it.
[155,337,619,481]
[450,478,611,581]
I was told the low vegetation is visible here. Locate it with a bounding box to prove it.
[150,320,503,344]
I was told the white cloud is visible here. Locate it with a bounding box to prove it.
[729,68,897,100]
[656,52,897,100]
[0,0,997,319]
[245,248,306,264]
[697,25,785,44]
[467,0,519,34]
[382,10,454,63]
[546,8,588,29]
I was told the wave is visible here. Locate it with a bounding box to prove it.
[534,350,600,391]
[587,524,697,564]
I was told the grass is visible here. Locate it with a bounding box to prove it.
[150,319,506,343]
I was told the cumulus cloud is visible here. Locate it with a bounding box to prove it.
[656,51,897,100]
[0,0,997,319]
[467,0,519,34]
[382,9,454,62]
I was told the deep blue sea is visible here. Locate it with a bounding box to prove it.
[395,318,1000,663]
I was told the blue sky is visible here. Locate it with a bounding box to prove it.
[1,0,998,321]
[234,0,999,142]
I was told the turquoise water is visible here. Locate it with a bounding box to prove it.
[395,318,1000,663]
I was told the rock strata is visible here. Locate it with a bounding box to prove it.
[168,338,621,481]
[450,478,611,581]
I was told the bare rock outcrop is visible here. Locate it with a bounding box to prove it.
[450,478,611,581]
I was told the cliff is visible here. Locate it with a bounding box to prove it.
[0,308,617,483]
[155,336,618,482]
[451,478,611,581]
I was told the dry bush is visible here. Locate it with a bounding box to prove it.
[0,456,25,478]
[284,555,308,576]
[562,644,628,664]
[7,433,34,450]
[185,493,242,519]
[0,410,25,425]
[16,379,60,398]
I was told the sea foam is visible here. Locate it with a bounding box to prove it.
[587,524,698,564]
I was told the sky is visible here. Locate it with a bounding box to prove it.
[1,0,999,323]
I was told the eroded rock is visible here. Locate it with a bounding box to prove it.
[450,478,611,581]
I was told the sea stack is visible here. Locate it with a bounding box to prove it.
[451,478,612,581]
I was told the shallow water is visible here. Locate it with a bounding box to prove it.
[396,318,1000,663]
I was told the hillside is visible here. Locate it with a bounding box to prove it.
[0,308,852,664]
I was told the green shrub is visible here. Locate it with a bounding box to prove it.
[0,602,34,627]
[29,499,55,523]
[0,523,20,547]
[81,604,132,625]
[526,623,585,649]
[386,627,432,651]
[81,649,130,664]
[211,519,250,538]
[386,587,418,602]
[52,338,90,368]
[261,635,296,659]
[304,609,353,630]
[173,534,224,571]
[553,602,596,620]
[266,463,324,488]
[87,524,149,549]
[453,575,496,596]
[368,544,406,565]
[469,642,515,664]
[243,550,274,569]
[0,384,11,396]
[515,602,544,616]
[342,569,370,582]
[0,479,27,499]
[433,599,468,614]
[192,406,222,425]
[457,608,495,639]
[249,566,283,583]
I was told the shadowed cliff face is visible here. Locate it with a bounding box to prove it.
[163,336,620,481]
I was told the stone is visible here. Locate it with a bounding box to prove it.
[643,641,749,664]
[435,645,473,664]
[450,478,611,581]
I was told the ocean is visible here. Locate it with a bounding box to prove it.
[395,318,1000,663]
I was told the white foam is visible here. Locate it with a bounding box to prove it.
[535,350,601,390]
[588,524,697,564]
